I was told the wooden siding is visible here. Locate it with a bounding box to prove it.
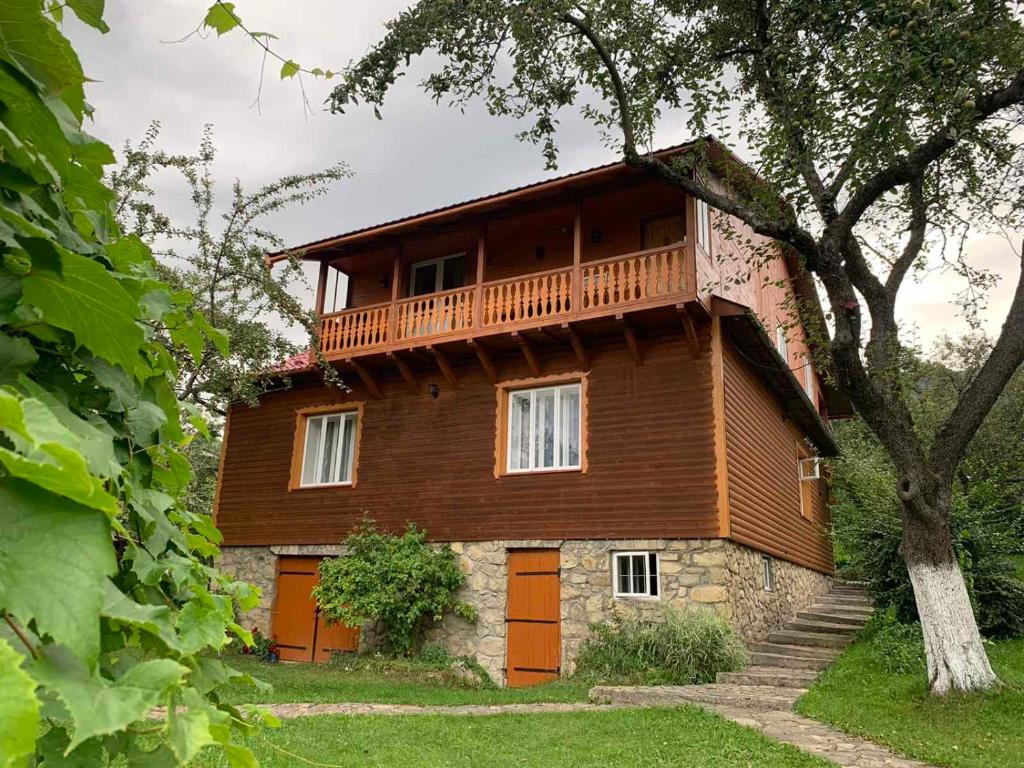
[721,339,833,573]
[217,331,719,545]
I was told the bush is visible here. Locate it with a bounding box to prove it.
[862,609,926,674]
[574,606,748,685]
[313,518,477,655]
[831,420,1024,638]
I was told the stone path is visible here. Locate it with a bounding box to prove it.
[252,701,618,718]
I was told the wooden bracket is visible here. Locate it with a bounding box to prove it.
[346,358,382,399]
[467,339,498,383]
[512,331,542,377]
[677,304,701,358]
[387,351,418,394]
[426,345,458,387]
[561,323,589,369]
[616,314,642,366]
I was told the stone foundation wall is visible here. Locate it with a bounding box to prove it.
[219,538,829,683]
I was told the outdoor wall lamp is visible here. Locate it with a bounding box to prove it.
[429,383,439,398]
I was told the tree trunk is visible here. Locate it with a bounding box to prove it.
[900,499,999,694]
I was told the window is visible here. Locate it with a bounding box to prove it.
[776,322,789,363]
[506,382,582,473]
[696,198,711,251]
[296,410,359,487]
[410,253,466,296]
[762,556,775,592]
[799,457,820,481]
[613,552,660,598]
[798,451,819,519]
[803,359,815,399]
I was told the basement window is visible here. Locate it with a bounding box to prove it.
[762,556,775,592]
[613,552,660,599]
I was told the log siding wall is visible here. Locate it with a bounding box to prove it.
[721,339,833,573]
[216,332,721,546]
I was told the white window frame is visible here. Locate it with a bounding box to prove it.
[505,382,582,474]
[762,555,775,592]
[776,322,789,363]
[804,359,815,398]
[696,198,711,251]
[799,457,821,481]
[410,252,465,295]
[613,551,661,599]
[299,411,359,488]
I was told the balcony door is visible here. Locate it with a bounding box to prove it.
[407,254,467,337]
[410,253,466,296]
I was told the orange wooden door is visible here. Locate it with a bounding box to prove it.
[643,214,685,249]
[505,549,561,687]
[272,557,360,663]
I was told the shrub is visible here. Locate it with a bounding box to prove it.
[862,609,926,674]
[574,606,748,685]
[313,518,477,655]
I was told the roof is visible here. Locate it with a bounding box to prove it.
[266,140,703,264]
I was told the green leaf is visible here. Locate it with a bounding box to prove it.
[66,0,109,32]
[0,637,39,768]
[280,59,300,79]
[22,248,144,376]
[0,331,37,384]
[100,579,180,652]
[203,2,240,36]
[0,478,116,665]
[194,311,229,357]
[167,689,217,764]
[175,590,230,655]
[32,645,187,750]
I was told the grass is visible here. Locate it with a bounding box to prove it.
[1012,554,1024,581]
[193,707,834,768]
[217,653,591,706]
[796,638,1024,768]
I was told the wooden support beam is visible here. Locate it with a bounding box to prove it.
[467,339,498,382]
[677,304,701,358]
[387,351,418,394]
[315,260,329,314]
[561,323,590,369]
[512,331,542,377]
[426,345,458,387]
[616,313,643,366]
[346,358,382,399]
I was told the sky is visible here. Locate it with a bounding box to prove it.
[68,1,1021,352]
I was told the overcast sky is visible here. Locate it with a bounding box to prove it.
[69,1,1021,351]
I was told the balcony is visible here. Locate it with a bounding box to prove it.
[317,243,695,360]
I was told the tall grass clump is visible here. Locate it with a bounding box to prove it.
[574,606,748,684]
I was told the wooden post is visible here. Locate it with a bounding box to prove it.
[572,200,582,315]
[474,225,486,329]
[315,260,329,315]
[387,245,402,344]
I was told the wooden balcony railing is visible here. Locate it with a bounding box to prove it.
[317,244,690,358]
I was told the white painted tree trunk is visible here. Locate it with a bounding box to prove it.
[906,559,999,694]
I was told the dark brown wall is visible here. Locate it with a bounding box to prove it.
[217,331,720,545]
[722,339,833,573]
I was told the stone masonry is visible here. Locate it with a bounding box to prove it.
[219,538,829,684]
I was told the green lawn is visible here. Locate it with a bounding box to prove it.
[217,654,591,706]
[194,707,833,768]
[1012,554,1024,581]
[796,638,1024,768]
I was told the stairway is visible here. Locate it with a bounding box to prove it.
[713,581,872,699]
[590,581,873,711]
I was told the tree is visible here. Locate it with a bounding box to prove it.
[110,122,349,415]
[309,0,1024,693]
[0,5,271,764]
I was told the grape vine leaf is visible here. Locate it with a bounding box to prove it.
[0,478,116,665]
[203,2,240,36]
[0,331,36,384]
[0,637,39,768]
[21,249,144,376]
[31,645,187,751]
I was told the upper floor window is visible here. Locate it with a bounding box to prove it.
[797,452,820,520]
[296,409,360,488]
[614,551,660,598]
[696,198,711,251]
[776,322,789,363]
[505,381,582,474]
[410,253,466,296]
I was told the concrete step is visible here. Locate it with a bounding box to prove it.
[830,585,870,595]
[785,618,862,635]
[748,652,833,671]
[717,667,818,688]
[817,595,873,606]
[748,642,840,660]
[796,610,868,626]
[768,629,853,649]
[809,602,874,615]
[590,683,803,712]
